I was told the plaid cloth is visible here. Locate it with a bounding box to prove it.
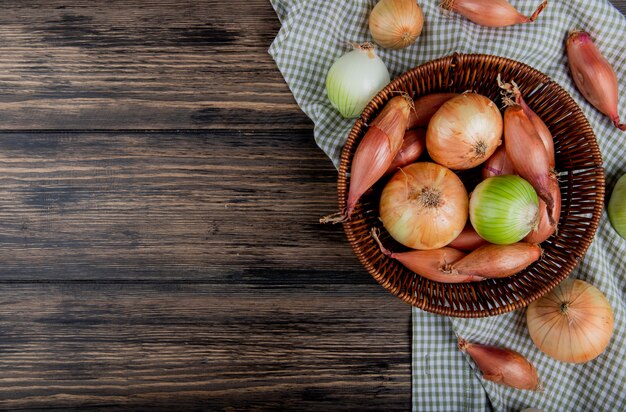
[269,1,626,410]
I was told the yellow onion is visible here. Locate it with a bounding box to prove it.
[369,0,424,49]
[379,162,468,250]
[527,279,614,363]
[427,93,503,170]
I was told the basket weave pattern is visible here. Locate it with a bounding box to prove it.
[338,54,604,317]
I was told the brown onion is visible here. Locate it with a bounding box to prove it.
[427,93,503,170]
[379,162,468,250]
[527,279,614,363]
[458,337,540,391]
[443,242,541,278]
[369,0,424,49]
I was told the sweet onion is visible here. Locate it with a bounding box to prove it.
[608,173,626,239]
[379,162,468,250]
[325,43,390,118]
[527,279,614,363]
[469,175,539,245]
[426,93,503,170]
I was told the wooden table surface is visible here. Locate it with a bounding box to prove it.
[1,1,624,410]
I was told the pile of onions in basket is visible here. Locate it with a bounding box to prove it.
[326,84,563,284]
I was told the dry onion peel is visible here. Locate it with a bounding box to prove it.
[369,0,424,49]
[371,228,483,283]
[459,337,541,391]
[524,174,561,243]
[527,279,614,363]
[567,30,626,131]
[441,0,547,28]
[443,242,541,278]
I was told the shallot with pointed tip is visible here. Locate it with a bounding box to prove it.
[440,0,547,28]
[458,337,541,391]
[567,30,626,131]
[503,104,555,225]
[443,242,541,278]
[371,228,484,283]
[320,95,412,223]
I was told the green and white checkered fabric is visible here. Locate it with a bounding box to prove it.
[269,1,626,410]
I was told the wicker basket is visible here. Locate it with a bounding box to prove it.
[338,53,604,317]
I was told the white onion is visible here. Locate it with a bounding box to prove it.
[325,43,390,118]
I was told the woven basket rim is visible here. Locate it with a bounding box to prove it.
[337,53,605,318]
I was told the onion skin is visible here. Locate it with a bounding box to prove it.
[524,174,561,243]
[379,162,468,250]
[444,242,541,278]
[371,229,483,283]
[567,30,626,131]
[385,129,426,175]
[504,105,555,225]
[407,93,458,129]
[346,96,412,218]
[458,337,540,391]
[369,0,424,49]
[441,0,547,28]
[448,223,490,251]
[527,279,614,363]
[481,145,515,179]
[427,93,503,170]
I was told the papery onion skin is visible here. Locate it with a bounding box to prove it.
[527,279,614,363]
[444,242,541,278]
[346,96,412,218]
[408,93,459,129]
[517,94,556,169]
[369,0,424,49]
[380,162,468,250]
[448,222,490,251]
[481,145,515,179]
[459,337,540,391]
[469,175,539,245]
[524,174,561,243]
[385,128,426,175]
[326,43,390,118]
[504,105,555,223]
[608,173,626,239]
[567,30,626,131]
[441,0,548,28]
[371,229,483,283]
[427,93,503,170]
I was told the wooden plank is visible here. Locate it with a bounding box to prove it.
[0,131,356,281]
[0,283,411,410]
[0,0,311,130]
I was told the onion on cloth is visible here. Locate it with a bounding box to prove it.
[526,279,614,363]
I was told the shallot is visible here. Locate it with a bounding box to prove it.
[443,242,541,278]
[441,0,547,28]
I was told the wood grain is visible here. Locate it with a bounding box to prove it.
[0,0,311,130]
[0,0,624,410]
